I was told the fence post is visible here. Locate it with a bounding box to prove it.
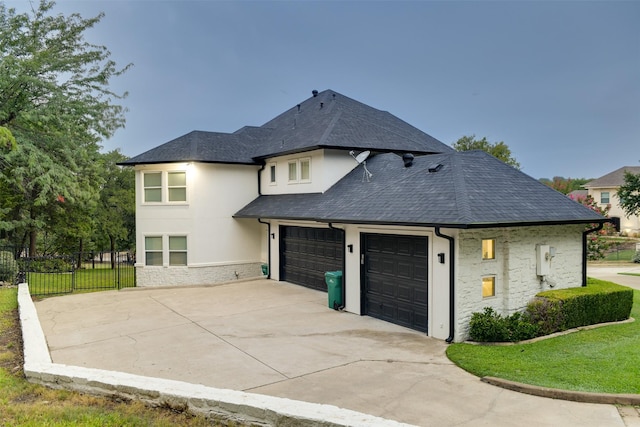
[117,252,121,290]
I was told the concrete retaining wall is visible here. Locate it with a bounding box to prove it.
[17,284,414,427]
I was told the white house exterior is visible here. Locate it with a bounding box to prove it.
[584,166,640,235]
[122,90,606,342]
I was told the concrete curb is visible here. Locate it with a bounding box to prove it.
[482,377,640,405]
[17,284,415,427]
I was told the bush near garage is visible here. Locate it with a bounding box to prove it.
[536,280,633,330]
[469,280,633,342]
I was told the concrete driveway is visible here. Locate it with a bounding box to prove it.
[34,279,626,426]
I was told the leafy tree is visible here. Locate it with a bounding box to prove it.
[568,193,616,260]
[617,170,640,219]
[453,135,520,169]
[93,149,135,267]
[539,176,591,195]
[0,1,130,254]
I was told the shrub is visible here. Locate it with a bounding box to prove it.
[526,297,565,336]
[0,251,18,283]
[537,279,633,330]
[632,251,640,263]
[469,307,538,342]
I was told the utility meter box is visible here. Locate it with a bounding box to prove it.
[536,244,551,276]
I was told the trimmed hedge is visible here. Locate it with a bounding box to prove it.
[536,279,633,330]
[469,278,633,342]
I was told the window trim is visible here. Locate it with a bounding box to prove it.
[168,235,188,266]
[144,236,163,266]
[482,276,496,298]
[299,157,311,183]
[141,170,188,205]
[167,171,187,203]
[482,238,496,260]
[269,162,277,185]
[288,160,298,183]
[142,171,163,203]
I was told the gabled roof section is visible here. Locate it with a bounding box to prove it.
[119,89,453,166]
[235,151,606,228]
[119,129,271,166]
[253,90,453,158]
[584,166,640,189]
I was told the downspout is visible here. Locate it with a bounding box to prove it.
[435,227,455,343]
[582,222,605,287]
[257,218,271,279]
[328,223,346,310]
[257,162,266,196]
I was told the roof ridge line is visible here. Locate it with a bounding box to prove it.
[317,109,343,146]
[451,152,474,223]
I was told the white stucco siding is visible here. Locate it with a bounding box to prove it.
[134,163,263,286]
[455,224,584,341]
[589,187,640,234]
[260,149,357,195]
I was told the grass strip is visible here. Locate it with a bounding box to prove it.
[447,279,640,394]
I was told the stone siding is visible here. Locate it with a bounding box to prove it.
[455,225,584,341]
[136,262,264,287]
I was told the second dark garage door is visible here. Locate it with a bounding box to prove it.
[362,233,428,332]
[280,226,344,292]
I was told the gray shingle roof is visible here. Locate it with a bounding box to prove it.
[235,151,605,228]
[119,90,452,166]
[584,166,640,189]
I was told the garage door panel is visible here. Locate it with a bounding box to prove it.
[363,233,428,333]
[281,226,343,292]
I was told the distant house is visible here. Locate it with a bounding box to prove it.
[120,89,606,342]
[584,166,640,235]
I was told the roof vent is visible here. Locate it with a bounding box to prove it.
[312,90,319,97]
[297,104,300,112]
[320,102,324,109]
[402,153,414,168]
[428,163,443,173]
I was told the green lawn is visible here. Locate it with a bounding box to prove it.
[27,266,135,296]
[446,279,640,394]
[603,249,637,262]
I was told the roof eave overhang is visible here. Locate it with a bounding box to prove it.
[251,145,439,161]
[118,159,260,167]
[233,215,610,229]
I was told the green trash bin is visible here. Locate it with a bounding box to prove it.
[325,271,343,310]
[261,263,269,276]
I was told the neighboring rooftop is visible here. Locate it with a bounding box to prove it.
[119,90,453,166]
[584,166,640,188]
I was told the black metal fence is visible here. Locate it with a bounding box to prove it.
[0,247,135,296]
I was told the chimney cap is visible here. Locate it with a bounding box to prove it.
[312,90,319,97]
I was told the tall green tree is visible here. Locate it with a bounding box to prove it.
[94,149,135,267]
[539,176,591,194]
[453,135,521,169]
[0,1,130,254]
[617,170,640,219]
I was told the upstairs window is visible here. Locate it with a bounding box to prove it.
[269,163,276,184]
[288,161,298,182]
[168,172,187,202]
[300,158,311,182]
[143,172,162,203]
[600,192,610,204]
[142,170,187,204]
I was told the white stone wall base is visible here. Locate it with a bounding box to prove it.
[136,262,264,287]
[17,284,412,427]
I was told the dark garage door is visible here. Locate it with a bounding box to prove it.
[280,226,344,292]
[362,233,428,332]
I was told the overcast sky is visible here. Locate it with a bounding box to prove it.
[6,0,640,179]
